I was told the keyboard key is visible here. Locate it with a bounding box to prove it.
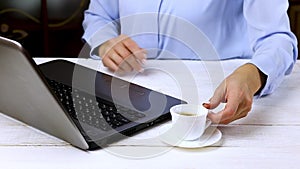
[46,78,146,131]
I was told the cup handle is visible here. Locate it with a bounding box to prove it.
[205,119,212,129]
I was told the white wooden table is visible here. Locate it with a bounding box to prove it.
[0,58,299,169]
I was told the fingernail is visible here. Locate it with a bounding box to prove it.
[139,68,144,73]
[141,59,146,65]
[202,102,211,109]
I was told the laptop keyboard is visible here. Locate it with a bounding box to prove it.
[46,79,145,131]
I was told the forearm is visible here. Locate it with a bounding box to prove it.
[234,63,266,96]
[243,0,297,96]
[249,34,296,97]
[82,0,120,58]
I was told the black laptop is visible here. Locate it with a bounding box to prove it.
[0,36,185,150]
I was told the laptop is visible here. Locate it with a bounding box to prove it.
[0,36,186,150]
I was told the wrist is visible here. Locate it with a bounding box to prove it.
[236,63,266,95]
[254,66,267,96]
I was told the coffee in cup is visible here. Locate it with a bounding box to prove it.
[170,104,211,141]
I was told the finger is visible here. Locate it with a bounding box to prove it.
[207,91,241,124]
[135,49,147,61]
[101,56,119,72]
[124,54,144,72]
[115,35,146,72]
[114,44,144,72]
[203,83,226,110]
[207,111,222,124]
[118,59,133,73]
[207,105,237,124]
[218,90,241,121]
[108,50,125,66]
[221,109,248,124]
[103,51,131,73]
[222,84,253,122]
[220,96,252,124]
[220,102,250,124]
[111,45,141,72]
[113,42,132,59]
[135,51,147,66]
[120,34,146,61]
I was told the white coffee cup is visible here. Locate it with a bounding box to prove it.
[170,104,211,141]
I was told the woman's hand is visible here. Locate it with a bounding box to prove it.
[98,34,147,74]
[203,63,266,124]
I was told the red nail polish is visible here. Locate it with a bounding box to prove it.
[202,103,211,109]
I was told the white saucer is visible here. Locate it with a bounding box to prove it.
[158,124,222,148]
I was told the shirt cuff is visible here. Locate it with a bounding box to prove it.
[249,35,295,97]
[83,24,119,59]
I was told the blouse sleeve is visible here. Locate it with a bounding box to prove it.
[82,0,120,59]
[243,0,298,97]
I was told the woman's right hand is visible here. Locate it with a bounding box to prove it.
[98,34,147,74]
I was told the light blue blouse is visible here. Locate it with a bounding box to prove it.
[82,0,298,96]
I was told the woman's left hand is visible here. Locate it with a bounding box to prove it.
[203,63,266,124]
